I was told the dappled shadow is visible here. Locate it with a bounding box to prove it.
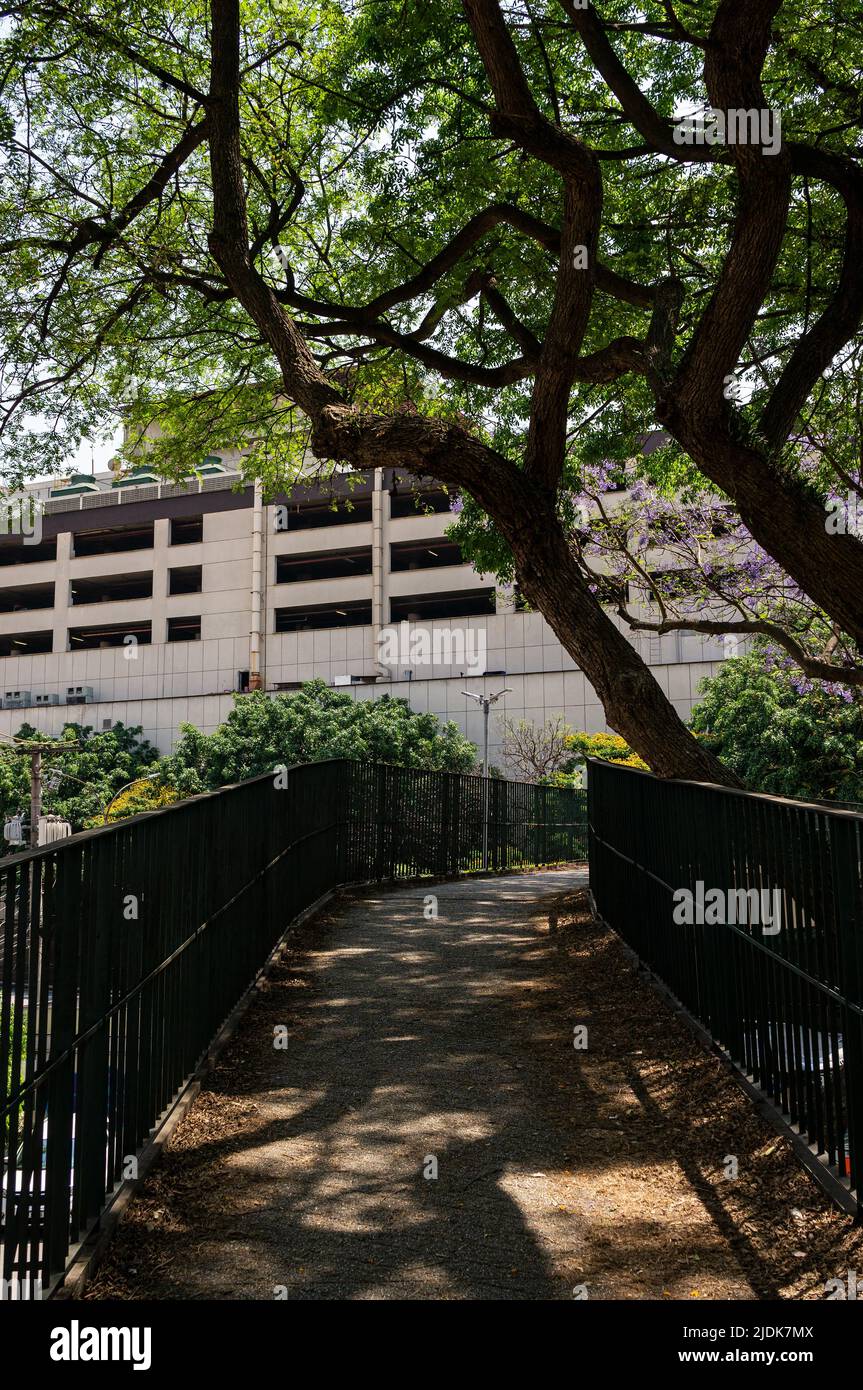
[85,871,809,1301]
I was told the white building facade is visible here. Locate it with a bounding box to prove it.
[0,460,726,770]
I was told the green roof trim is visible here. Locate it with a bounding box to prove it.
[111,467,160,488]
[49,473,100,497]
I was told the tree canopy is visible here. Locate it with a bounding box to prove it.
[1,0,861,781]
[0,721,160,830]
[690,652,863,803]
[160,680,478,792]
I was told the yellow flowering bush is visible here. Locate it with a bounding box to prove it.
[564,732,649,771]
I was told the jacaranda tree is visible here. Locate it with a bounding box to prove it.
[1,1,861,781]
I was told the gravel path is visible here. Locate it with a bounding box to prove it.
[86,871,861,1301]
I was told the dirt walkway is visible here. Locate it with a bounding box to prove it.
[86,872,860,1301]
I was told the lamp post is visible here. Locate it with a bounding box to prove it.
[461,687,511,870]
[102,770,159,823]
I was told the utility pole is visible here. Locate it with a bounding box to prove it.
[0,739,80,848]
[29,748,42,848]
[461,687,511,870]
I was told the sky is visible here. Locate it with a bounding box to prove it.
[68,429,124,476]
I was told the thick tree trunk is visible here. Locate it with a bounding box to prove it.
[308,408,740,784]
[208,0,739,789]
[660,407,863,651]
[512,524,733,783]
[484,488,742,786]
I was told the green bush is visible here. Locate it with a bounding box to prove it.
[690,655,863,803]
[161,681,478,793]
[0,721,160,832]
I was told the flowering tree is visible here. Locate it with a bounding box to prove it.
[572,452,862,694]
[1,0,862,783]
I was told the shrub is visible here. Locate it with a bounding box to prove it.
[564,731,649,771]
[690,654,863,803]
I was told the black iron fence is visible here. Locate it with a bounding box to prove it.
[346,763,586,877]
[588,758,862,1208]
[1,759,586,1295]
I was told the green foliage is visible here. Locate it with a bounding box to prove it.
[0,0,858,505]
[542,770,583,790]
[0,722,160,832]
[3,1003,25,1147]
[690,656,863,804]
[0,0,859,778]
[161,681,477,791]
[0,693,475,836]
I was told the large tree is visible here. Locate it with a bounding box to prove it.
[162,681,478,791]
[1,0,861,782]
[0,721,159,829]
[690,651,863,803]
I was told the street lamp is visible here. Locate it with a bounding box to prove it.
[461,687,511,870]
[102,770,159,823]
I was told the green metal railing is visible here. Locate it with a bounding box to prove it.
[1,760,586,1295]
[588,758,862,1210]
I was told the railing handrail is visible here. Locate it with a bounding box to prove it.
[0,757,574,871]
[587,756,861,1215]
[584,755,863,822]
[1,759,587,1294]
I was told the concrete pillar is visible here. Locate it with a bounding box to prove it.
[372,469,386,672]
[51,530,72,653]
[150,517,169,645]
[249,480,264,690]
